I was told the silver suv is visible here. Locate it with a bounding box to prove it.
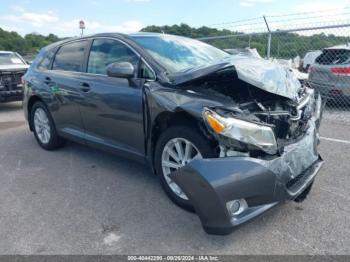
[309,45,350,105]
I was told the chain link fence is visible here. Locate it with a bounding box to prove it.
[199,16,350,122]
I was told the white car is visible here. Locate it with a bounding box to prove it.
[302,50,322,72]
[0,51,29,102]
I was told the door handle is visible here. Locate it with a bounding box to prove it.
[79,82,91,92]
[44,76,52,84]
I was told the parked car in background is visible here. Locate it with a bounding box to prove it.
[22,54,37,65]
[308,45,350,104]
[0,51,29,103]
[302,50,322,72]
[23,33,323,235]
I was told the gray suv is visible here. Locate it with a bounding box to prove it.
[23,33,323,235]
[309,45,350,105]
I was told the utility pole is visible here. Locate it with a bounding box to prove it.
[263,16,271,59]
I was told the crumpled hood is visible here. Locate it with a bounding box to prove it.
[168,55,302,102]
[0,64,29,71]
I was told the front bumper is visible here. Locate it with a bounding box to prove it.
[0,89,23,102]
[171,155,323,235]
[170,95,324,235]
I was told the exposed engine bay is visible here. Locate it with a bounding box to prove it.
[176,67,319,157]
[164,61,323,235]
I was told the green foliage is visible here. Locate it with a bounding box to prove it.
[141,24,350,58]
[0,27,61,55]
[1,23,349,59]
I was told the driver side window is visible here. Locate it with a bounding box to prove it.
[87,39,139,76]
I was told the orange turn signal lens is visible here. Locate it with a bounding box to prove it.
[206,113,225,134]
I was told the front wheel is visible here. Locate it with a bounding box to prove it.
[154,126,216,211]
[31,101,65,150]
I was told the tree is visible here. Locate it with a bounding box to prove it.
[141,24,350,58]
[0,27,62,55]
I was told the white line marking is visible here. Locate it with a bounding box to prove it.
[320,137,350,145]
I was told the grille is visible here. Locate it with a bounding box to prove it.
[0,70,25,90]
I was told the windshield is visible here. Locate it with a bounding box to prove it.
[130,35,230,73]
[0,53,25,66]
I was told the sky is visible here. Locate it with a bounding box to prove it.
[0,0,349,37]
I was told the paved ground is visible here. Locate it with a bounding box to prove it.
[0,102,349,255]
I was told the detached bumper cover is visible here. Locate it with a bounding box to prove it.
[171,156,323,235]
[170,106,324,235]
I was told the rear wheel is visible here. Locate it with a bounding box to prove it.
[155,126,216,211]
[31,101,65,150]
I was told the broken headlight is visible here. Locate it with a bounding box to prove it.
[203,109,278,155]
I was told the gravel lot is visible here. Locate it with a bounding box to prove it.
[0,102,349,255]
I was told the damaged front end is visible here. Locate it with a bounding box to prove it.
[165,57,324,235]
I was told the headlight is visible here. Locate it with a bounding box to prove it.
[203,109,278,155]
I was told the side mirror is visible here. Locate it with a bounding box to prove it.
[106,62,135,79]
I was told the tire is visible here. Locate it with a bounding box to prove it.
[154,126,216,211]
[294,182,314,203]
[30,101,65,150]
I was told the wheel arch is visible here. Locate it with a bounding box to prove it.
[150,110,216,175]
[27,95,45,131]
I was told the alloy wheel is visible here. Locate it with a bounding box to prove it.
[161,138,202,200]
[33,108,51,144]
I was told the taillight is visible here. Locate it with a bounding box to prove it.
[331,68,350,75]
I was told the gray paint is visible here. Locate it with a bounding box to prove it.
[22,33,324,235]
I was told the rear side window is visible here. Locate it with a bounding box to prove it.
[53,41,88,72]
[315,49,350,65]
[87,39,139,75]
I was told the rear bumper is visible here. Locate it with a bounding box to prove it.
[309,81,350,101]
[0,89,23,102]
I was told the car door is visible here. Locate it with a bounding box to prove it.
[44,40,89,141]
[78,38,148,159]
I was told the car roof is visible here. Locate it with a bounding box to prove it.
[41,32,179,77]
[94,32,168,37]
[43,32,167,50]
[324,44,350,50]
